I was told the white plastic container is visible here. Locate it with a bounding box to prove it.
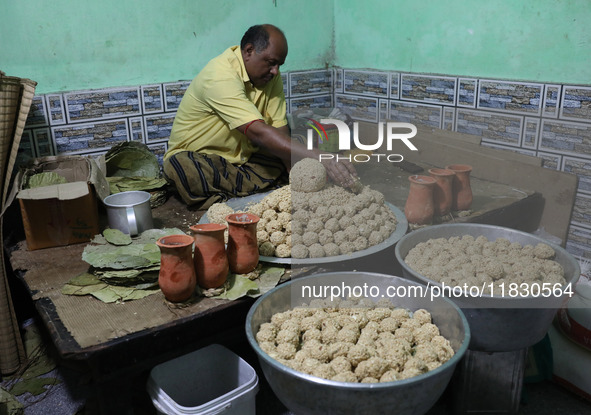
[147,344,259,415]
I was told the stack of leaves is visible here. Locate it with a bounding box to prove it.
[62,228,184,303]
[104,142,168,207]
[24,171,68,188]
[63,228,288,304]
[107,175,167,195]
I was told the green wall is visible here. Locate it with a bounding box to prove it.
[1,0,335,94]
[334,0,591,85]
[2,0,590,94]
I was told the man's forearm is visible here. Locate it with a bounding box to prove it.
[238,120,357,187]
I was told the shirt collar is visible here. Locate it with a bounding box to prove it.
[230,45,252,85]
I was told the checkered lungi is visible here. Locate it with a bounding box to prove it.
[163,151,288,208]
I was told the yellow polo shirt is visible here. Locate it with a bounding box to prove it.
[165,46,288,165]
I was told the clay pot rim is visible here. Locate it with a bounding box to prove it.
[156,234,194,248]
[445,164,472,173]
[408,175,437,185]
[225,212,260,224]
[428,168,456,177]
[190,223,227,233]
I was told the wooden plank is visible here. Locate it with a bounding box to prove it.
[355,122,577,244]
[419,127,542,167]
[411,133,575,243]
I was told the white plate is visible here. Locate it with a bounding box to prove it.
[199,191,408,265]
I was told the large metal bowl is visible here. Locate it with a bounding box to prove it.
[245,272,470,415]
[394,223,581,352]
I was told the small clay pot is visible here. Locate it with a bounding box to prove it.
[156,234,196,302]
[445,164,473,211]
[226,213,260,274]
[428,168,456,216]
[190,223,229,289]
[404,175,436,225]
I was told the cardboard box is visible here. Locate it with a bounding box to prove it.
[13,155,110,250]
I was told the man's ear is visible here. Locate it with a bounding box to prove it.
[243,43,255,60]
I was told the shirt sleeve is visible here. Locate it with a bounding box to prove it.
[265,74,288,128]
[199,69,264,130]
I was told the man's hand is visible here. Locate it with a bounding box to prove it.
[320,157,358,189]
[238,120,359,189]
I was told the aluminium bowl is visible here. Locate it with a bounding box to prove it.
[394,223,580,352]
[245,271,470,415]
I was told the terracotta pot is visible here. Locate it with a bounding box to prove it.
[190,223,229,289]
[446,164,473,211]
[428,168,456,216]
[226,213,260,274]
[404,175,436,225]
[156,234,196,302]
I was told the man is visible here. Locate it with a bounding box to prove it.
[164,24,356,208]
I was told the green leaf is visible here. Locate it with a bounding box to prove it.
[9,377,61,396]
[134,228,186,244]
[248,267,285,298]
[103,228,132,246]
[108,176,167,193]
[0,386,24,414]
[97,268,159,286]
[26,172,68,188]
[19,325,57,381]
[67,272,102,286]
[105,142,161,178]
[62,283,107,296]
[96,266,159,280]
[218,275,260,301]
[82,244,160,269]
[91,285,159,303]
[130,280,160,290]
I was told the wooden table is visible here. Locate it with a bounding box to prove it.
[6,196,259,413]
[5,163,544,413]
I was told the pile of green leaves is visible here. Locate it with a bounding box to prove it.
[105,142,160,178]
[24,171,68,189]
[63,228,287,304]
[62,228,184,303]
[107,175,167,194]
[104,142,168,206]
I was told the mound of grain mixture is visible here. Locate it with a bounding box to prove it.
[205,158,398,258]
[206,203,235,225]
[290,158,326,193]
[290,185,397,259]
[255,298,455,383]
[404,235,566,295]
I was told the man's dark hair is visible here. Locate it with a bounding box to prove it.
[241,24,283,52]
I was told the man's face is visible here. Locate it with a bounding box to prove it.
[243,31,288,88]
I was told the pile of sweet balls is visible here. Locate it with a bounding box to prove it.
[206,158,398,259]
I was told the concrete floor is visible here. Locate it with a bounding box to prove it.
[7,350,591,415]
[3,321,591,415]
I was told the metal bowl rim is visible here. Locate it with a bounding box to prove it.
[394,223,581,301]
[245,271,471,390]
